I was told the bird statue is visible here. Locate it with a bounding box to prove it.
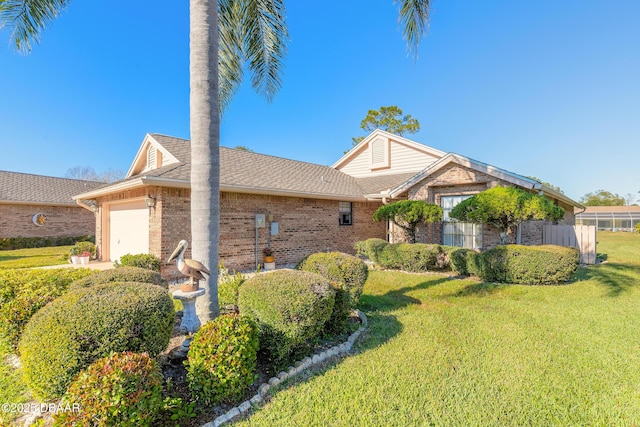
[168,240,210,287]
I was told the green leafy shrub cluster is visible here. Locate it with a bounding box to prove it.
[355,239,578,284]
[635,223,640,233]
[70,267,167,290]
[0,235,93,251]
[53,352,164,427]
[0,268,93,350]
[354,238,388,264]
[187,314,259,405]
[478,245,579,285]
[19,282,175,400]
[238,270,335,370]
[218,265,244,311]
[296,252,368,333]
[446,248,482,276]
[115,253,162,272]
[69,241,96,257]
[378,243,448,272]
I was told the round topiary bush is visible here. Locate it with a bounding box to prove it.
[70,267,167,290]
[296,252,368,333]
[187,314,259,405]
[19,282,175,400]
[237,270,335,369]
[53,351,164,427]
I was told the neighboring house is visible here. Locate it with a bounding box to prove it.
[575,206,640,231]
[0,171,103,241]
[74,130,582,275]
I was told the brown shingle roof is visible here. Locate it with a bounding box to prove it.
[126,136,367,199]
[356,173,417,195]
[0,170,105,205]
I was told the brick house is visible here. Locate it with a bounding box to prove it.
[0,171,103,242]
[74,130,581,275]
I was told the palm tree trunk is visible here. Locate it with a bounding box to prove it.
[190,0,220,322]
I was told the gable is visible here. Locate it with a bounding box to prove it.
[333,129,445,178]
[126,134,180,178]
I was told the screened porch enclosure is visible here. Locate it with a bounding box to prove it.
[575,209,640,232]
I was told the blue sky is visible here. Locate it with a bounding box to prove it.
[1,0,639,203]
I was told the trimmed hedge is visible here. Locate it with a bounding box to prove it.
[0,235,94,251]
[53,352,164,427]
[478,245,580,285]
[354,239,579,285]
[354,238,388,264]
[19,282,175,400]
[446,248,482,276]
[187,314,259,405]
[218,267,244,311]
[70,267,167,290]
[378,243,448,272]
[296,252,368,333]
[114,253,161,272]
[0,268,94,350]
[237,270,335,370]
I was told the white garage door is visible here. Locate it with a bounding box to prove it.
[109,201,149,262]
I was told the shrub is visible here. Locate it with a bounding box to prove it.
[115,253,161,272]
[187,314,259,405]
[635,223,640,233]
[296,252,368,333]
[237,270,335,370]
[445,247,473,275]
[479,245,580,285]
[53,352,164,427]
[354,238,388,264]
[19,282,174,400]
[70,267,167,290]
[0,268,94,350]
[0,235,93,251]
[218,266,244,311]
[70,241,96,258]
[377,243,447,272]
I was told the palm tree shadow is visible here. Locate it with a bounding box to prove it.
[448,282,507,297]
[574,263,640,297]
[358,277,453,313]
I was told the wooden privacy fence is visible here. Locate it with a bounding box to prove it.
[542,225,597,264]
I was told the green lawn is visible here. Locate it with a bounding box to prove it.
[0,246,72,269]
[1,233,639,426]
[237,231,640,426]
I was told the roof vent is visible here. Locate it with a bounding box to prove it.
[147,146,157,170]
[370,137,390,170]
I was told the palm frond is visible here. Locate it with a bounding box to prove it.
[395,0,431,59]
[242,0,288,103]
[218,0,245,112]
[0,0,69,53]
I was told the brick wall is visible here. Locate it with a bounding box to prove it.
[0,203,95,239]
[96,187,385,277]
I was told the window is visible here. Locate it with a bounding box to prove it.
[339,202,352,225]
[441,195,482,249]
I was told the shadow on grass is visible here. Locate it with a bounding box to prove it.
[574,262,640,297]
[358,277,453,313]
[0,255,25,262]
[448,282,507,297]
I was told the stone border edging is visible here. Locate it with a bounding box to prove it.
[201,309,368,427]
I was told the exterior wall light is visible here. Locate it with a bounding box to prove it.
[145,195,156,208]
